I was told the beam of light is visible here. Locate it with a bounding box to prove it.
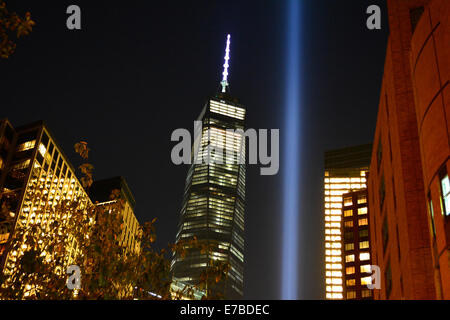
[221,34,231,92]
[281,0,301,300]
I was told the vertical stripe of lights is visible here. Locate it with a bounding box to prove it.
[221,34,231,93]
[281,0,301,300]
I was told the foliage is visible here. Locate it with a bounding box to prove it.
[0,141,230,300]
[0,1,35,58]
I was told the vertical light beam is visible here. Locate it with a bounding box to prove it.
[281,0,301,300]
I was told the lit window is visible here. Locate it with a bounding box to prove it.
[359,241,369,249]
[11,159,30,170]
[360,252,370,261]
[361,276,372,285]
[344,197,353,206]
[346,266,355,275]
[361,289,372,298]
[344,220,353,228]
[358,207,368,215]
[345,243,354,251]
[360,265,371,273]
[357,194,367,204]
[346,290,356,299]
[358,218,368,226]
[39,143,47,157]
[17,140,36,151]
[345,254,355,263]
[440,174,450,216]
[346,279,355,286]
[344,209,353,217]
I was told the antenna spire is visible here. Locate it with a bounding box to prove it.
[220,34,231,93]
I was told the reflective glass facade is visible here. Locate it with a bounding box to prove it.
[172,93,246,299]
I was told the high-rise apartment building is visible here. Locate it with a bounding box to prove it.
[171,35,246,299]
[368,0,449,300]
[0,120,140,298]
[0,119,92,279]
[89,176,140,255]
[341,189,373,300]
[324,144,372,299]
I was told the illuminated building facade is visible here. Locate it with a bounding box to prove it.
[324,144,372,299]
[171,35,245,299]
[171,92,246,299]
[0,119,91,278]
[89,176,140,255]
[341,189,373,300]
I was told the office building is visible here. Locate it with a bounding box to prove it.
[341,189,373,300]
[89,176,140,255]
[171,35,246,299]
[324,143,372,299]
[0,119,91,281]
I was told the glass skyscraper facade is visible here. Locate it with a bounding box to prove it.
[171,92,246,299]
[324,144,372,299]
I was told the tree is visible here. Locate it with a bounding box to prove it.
[0,141,230,300]
[0,1,35,59]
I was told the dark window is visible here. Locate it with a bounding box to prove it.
[400,277,404,298]
[36,152,44,165]
[392,177,396,210]
[48,142,54,157]
[359,229,369,238]
[17,130,37,144]
[5,125,14,141]
[344,231,354,241]
[410,7,424,33]
[41,132,49,147]
[377,137,382,170]
[385,261,392,298]
[428,194,436,239]
[379,175,386,209]
[396,226,401,262]
[382,215,389,252]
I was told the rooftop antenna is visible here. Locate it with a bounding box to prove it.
[220,34,231,93]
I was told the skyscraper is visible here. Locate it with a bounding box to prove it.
[171,35,246,299]
[89,176,140,255]
[0,119,92,281]
[324,144,372,299]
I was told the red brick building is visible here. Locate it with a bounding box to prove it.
[368,0,449,300]
[409,0,450,299]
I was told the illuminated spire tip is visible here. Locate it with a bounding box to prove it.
[220,34,231,93]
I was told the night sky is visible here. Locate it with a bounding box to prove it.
[1,1,389,299]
